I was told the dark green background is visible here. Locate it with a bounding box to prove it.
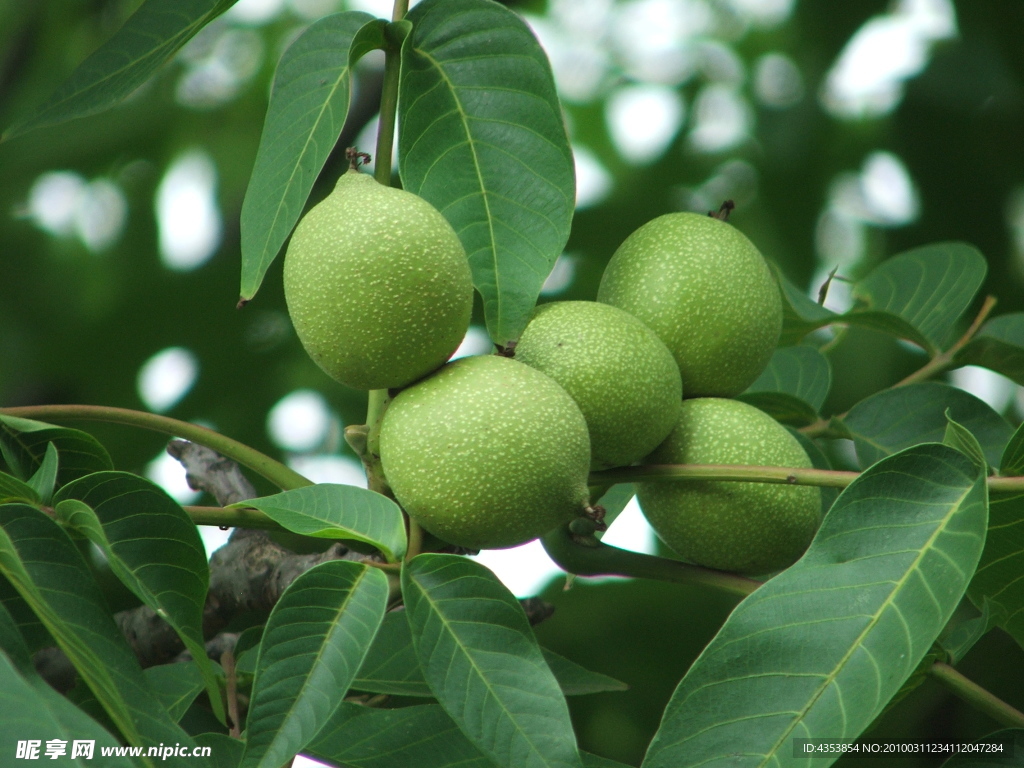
[2,1,1024,765]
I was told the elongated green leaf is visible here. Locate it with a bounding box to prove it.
[403,554,583,768]
[0,504,195,766]
[0,652,136,766]
[399,0,575,345]
[744,346,832,410]
[26,443,58,504]
[308,702,628,768]
[968,491,1024,651]
[53,472,221,723]
[3,0,236,139]
[0,601,134,764]
[852,242,986,352]
[239,12,386,300]
[642,444,987,768]
[941,729,1024,766]
[0,472,39,505]
[353,610,626,697]
[145,662,206,723]
[195,733,246,768]
[839,382,1012,469]
[234,484,407,562]
[241,560,388,768]
[957,314,1024,386]
[0,415,113,485]
[1001,421,1024,477]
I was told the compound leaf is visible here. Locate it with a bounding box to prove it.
[642,444,987,768]
[239,12,386,300]
[402,554,582,768]
[399,0,575,345]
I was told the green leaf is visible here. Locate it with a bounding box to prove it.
[0,415,113,485]
[233,484,407,563]
[839,382,1012,469]
[0,472,40,505]
[308,702,503,768]
[353,610,627,697]
[0,504,196,765]
[1000,421,1024,477]
[399,0,575,345]
[940,729,1024,766]
[788,428,839,517]
[402,553,583,768]
[3,0,236,139]
[944,410,988,472]
[241,559,389,768]
[968,492,1024,651]
[309,702,629,768]
[195,732,246,768]
[0,651,136,766]
[239,12,386,301]
[641,443,987,768]
[772,265,837,347]
[851,242,987,353]
[26,443,58,504]
[957,313,1024,386]
[53,472,222,723]
[745,346,832,410]
[144,662,207,723]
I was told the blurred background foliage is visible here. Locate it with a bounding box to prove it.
[2,0,1024,764]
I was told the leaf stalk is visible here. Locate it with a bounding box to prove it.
[929,662,1024,728]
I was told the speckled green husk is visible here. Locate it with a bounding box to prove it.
[597,213,782,397]
[284,171,473,390]
[638,398,820,575]
[514,301,682,469]
[379,355,591,550]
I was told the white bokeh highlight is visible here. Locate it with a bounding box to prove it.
[288,455,367,486]
[451,326,493,361]
[573,145,613,209]
[471,540,564,598]
[137,347,199,413]
[27,171,128,252]
[949,366,1017,414]
[541,254,578,296]
[267,389,333,453]
[156,150,222,270]
[606,84,684,164]
[688,84,750,153]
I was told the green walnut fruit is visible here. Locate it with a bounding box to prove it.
[637,398,820,575]
[597,212,782,397]
[284,170,473,390]
[514,301,682,469]
[379,354,591,550]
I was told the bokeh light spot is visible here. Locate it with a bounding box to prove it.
[156,149,222,270]
[267,389,333,453]
[137,347,199,413]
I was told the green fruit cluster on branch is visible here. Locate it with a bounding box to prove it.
[514,301,681,469]
[598,212,783,397]
[284,169,473,391]
[638,398,821,575]
[379,354,591,550]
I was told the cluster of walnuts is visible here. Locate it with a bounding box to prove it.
[283,168,820,576]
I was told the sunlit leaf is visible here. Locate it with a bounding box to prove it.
[54,472,221,723]
[3,0,237,139]
[241,560,388,768]
[403,554,583,768]
[838,382,1012,469]
[239,12,386,300]
[399,0,575,345]
[0,504,195,764]
[642,444,987,768]
[233,483,407,562]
